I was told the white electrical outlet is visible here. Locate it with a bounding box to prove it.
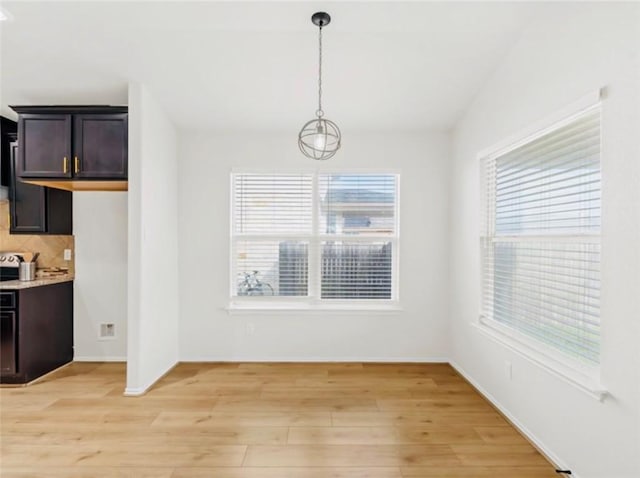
[63,249,72,261]
[504,360,512,380]
[99,323,116,340]
[246,323,255,336]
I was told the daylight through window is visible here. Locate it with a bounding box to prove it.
[232,173,399,302]
[481,106,601,365]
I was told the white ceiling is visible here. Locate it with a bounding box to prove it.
[1,1,561,132]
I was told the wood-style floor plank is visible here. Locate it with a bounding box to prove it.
[331,411,509,427]
[172,467,404,478]
[0,469,174,478]
[400,466,558,477]
[243,444,461,467]
[151,411,332,427]
[0,362,557,477]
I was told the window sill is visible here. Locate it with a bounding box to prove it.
[473,317,608,402]
[226,301,403,315]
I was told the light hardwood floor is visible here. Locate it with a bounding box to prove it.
[0,362,558,477]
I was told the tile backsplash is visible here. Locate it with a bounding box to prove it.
[0,200,75,274]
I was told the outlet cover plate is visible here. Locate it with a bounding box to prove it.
[99,323,116,340]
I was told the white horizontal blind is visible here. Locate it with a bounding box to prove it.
[232,172,399,302]
[234,174,313,235]
[233,174,312,297]
[481,107,601,364]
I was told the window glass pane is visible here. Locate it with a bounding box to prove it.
[319,174,396,235]
[232,172,398,303]
[321,241,392,299]
[495,111,600,235]
[482,107,601,365]
[234,174,313,235]
[491,241,600,364]
[235,241,308,297]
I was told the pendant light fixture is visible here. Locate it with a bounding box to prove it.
[298,11,341,160]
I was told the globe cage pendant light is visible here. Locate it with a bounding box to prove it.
[298,12,341,160]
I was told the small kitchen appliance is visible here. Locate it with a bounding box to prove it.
[0,252,36,281]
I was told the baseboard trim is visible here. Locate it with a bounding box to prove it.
[123,386,146,397]
[449,360,578,478]
[179,356,450,363]
[123,361,178,397]
[0,362,74,388]
[75,356,127,362]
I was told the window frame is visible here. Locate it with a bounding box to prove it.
[477,91,606,399]
[229,169,401,311]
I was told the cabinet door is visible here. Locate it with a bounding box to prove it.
[74,114,128,179]
[1,116,18,188]
[45,187,73,235]
[9,142,47,233]
[19,282,74,382]
[0,311,17,375]
[17,114,72,178]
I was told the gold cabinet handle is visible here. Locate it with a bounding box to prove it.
[63,156,68,174]
[74,156,80,174]
[7,213,10,228]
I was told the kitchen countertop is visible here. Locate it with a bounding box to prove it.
[0,276,74,290]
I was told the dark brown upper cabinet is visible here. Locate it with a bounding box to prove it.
[11,106,128,187]
[17,114,73,178]
[73,114,127,179]
[1,116,18,188]
[9,142,72,235]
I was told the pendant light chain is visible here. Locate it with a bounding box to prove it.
[317,25,323,118]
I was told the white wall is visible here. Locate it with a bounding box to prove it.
[177,132,450,361]
[126,83,179,395]
[449,4,640,478]
[74,192,127,360]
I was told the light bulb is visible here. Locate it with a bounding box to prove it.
[314,124,326,150]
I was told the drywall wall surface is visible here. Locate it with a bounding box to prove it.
[449,4,640,477]
[177,131,451,362]
[126,82,179,394]
[74,192,127,360]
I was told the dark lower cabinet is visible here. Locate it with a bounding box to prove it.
[0,281,74,384]
[9,142,73,234]
[0,309,17,375]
